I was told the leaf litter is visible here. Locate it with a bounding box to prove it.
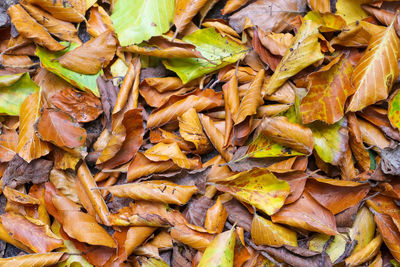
[1,0,400,266]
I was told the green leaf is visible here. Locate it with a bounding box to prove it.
[198,228,235,267]
[35,43,100,96]
[309,119,348,165]
[111,0,174,46]
[247,133,304,158]
[389,89,400,130]
[214,168,290,215]
[163,28,248,83]
[0,73,39,115]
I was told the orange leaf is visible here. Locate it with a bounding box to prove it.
[0,128,18,162]
[25,0,85,23]
[204,197,228,233]
[37,108,87,149]
[374,212,400,262]
[0,252,65,266]
[174,0,209,33]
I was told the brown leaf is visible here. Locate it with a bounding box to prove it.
[170,224,214,251]
[260,116,314,154]
[49,169,79,203]
[345,234,383,266]
[223,199,252,232]
[305,178,369,215]
[0,127,18,162]
[21,3,81,44]
[2,155,53,188]
[3,186,40,205]
[229,0,307,33]
[37,108,87,149]
[174,0,209,33]
[59,31,117,75]
[140,83,192,108]
[87,5,114,37]
[331,21,385,48]
[107,180,198,205]
[147,89,224,128]
[347,21,400,112]
[49,87,102,123]
[271,191,338,235]
[222,0,248,15]
[25,0,85,22]
[204,197,228,233]
[17,92,51,163]
[235,69,264,125]
[1,212,63,253]
[307,0,330,13]
[143,77,184,93]
[373,212,400,262]
[258,30,293,57]
[358,118,390,150]
[347,113,370,171]
[184,196,215,227]
[0,252,65,266]
[8,4,65,51]
[127,152,179,182]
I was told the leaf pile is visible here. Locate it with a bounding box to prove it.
[1,0,400,266]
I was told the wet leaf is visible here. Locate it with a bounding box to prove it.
[214,168,290,215]
[111,0,174,46]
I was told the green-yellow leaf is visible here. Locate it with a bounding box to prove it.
[139,257,170,267]
[198,228,235,267]
[309,233,347,264]
[111,0,174,46]
[0,73,39,115]
[304,11,346,32]
[247,133,304,158]
[349,206,375,253]
[389,89,400,130]
[214,168,290,215]
[163,28,248,83]
[263,20,324,95]
[251,213,297,247]
[309,119,348,165]
[36,43,100,96]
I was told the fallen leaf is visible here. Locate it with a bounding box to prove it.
[174,0,208,33]
[271,191,338,235]
[111,0,174,46]
[335,0,368,24]
[87,5,114,37]
[307,0,330,13]
[0,252,64,267]
[349,206,376,254]
[251,213,297,247]
[347,21,400,112]
[263,20,324,95]
[204,197,228,233]
[373,212,400,262]
[25,0,85,22]
[37,108,87,149]
[347,113,370,171]
[163,28,248,83]
[58,31,117,75]
[345,234,382,266]
[106,180,198,205]
[197,228,235,266]
[214,168,290,216]
[1,212,63,253]
[300,54,354,124]
[0,127,18,162]
[49,169,79,203]
[8,4,65,51]
[258,30,293,57]
[304,11,346,32]
[247,133,304,158]
[229,0,307,33]
[0,72,39,116]
[358,118,390,150]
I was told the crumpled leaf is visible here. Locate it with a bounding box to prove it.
[258,30,293,57]
[260,116,314,155]
[271,191,338,235]
[214,168,290,215]
[204,197,228,233]
[58,31,117,75]
[2,155,53,188]
[111,0,174,46]
[304,11,346,32]
[247,133,304,158]
[49,87,102,123]
[163,28,248,83]
[21,3,81,44]
[174,0,208,33]
[301,54,354,124]
[37,108,87,149]
[49,169,79,203]
[8,4,65,51]
[87,5,114,37]
[3,186,40,205]
[263,20,324,95]
[379,145,400,176]
[347,21,400,112]
[147,89,223,128]
[106,180,198,205]
[197,228,235,267]
[0,252,64,267]
[251,213,298,247]
[229,0,307,33]
[36,43,100,96]
[25,0,85,22]
[0,72,39,116]
[1,212,63,253]
[373,212,400,262]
